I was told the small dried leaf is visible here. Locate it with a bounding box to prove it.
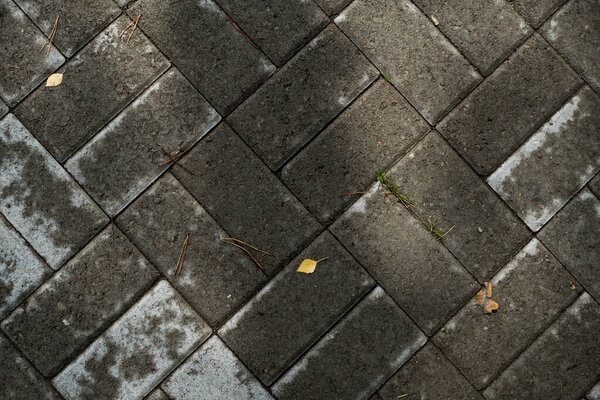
[485,281,492,298]
[297,259,318,274]
[431,15,440,26]
[46,73,63,87]
[484,298,499,313]
[474,287,486,304]
[477,226,484,233]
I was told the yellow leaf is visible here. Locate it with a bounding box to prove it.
[296,257,329,274]
[474,287,486,304]
[46,73,63,87]
[484,298,499,314]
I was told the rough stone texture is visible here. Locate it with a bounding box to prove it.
[0,101,7,117]
[0,0,64,107]
[145,389,169,400]
[511,0,567,27]
[590,173,600,197]
[162,336,274,400]
[229,24,378,170]
[281,79,429,223]
[172,123,322,276]
[117,174,266,326]
[128,0,274,114]
[219,231,373,385]
[487,86,600,231]
[485,292,600,400]
[331,182,478,334]
[335,0,481,124]
[65,68,220,216]
[589,383,600,400]
[1,226,158,377]
[369,395,383,400]
[434,239,580,389]
[0,114,107,269]
[314,0,352,15]
[378,343,483,400]
[438,34,581,175]
[272,287,427,400]
[52,280,211,400]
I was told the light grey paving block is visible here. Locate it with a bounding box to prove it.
[511,0,567,27]
[65,68,220,216]
[219,231,373,385]
[335,0,481,124]
[589,382,600,400]
[0,0,64,107]
[484,292,600,400]
[314,0,352,15]
[272,287,427,400]
[52,280,211,400]
[162,336,273,400]
[487,86,600,231]
[281,79,429,223]
[13,15,169,162]
[117,174,266,326]
[591,173,600,197]
[0,114,108,269]
[128,0,274,115]
[145,389,169,400]
[330,182,478,334]
[433,239,580,389]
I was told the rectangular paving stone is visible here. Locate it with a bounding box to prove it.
[1,226,158,377]
[511,0,567,27]
[590,173,600,197]
[229,24,378,170]
[14,16,169,162]
[117,173,266,326]
[487,86,600,231]
[0,0,64,107]
[271,287,427,400]
[219,231,373,384]
[0,114,108,269]
[335,0,481,124]
[65,68,220,216]
[52,280,211,400]
[281,78,429,223]
[172,123,322,276]
[330,182,478,334]
[146,389,169,400]
[162,336,274,400]
[0,101,8,118]
[128,0,275,115]
[433,239,580,389]
[438,34,581,175]
[314,0,352,15]
[484,292,600,400]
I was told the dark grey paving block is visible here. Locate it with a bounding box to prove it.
[386,131,530,280]
[0,114,108,269]
[484,292,600,400]
[0,0,64,107]
[330,182,478,334]
[117,174,266,327]
[229,24,378,170]
[0,101,7,118]
[314,0,352,15]
[172,123,322,276]
[219,231,373,385]
[368,394,383,400]
[14,0,120,57]
[438,34,581,175]
[511,0,567,27]
[335,0,481,124]
[590,173,600,197]
[52,280,211,400]
[1,226,158,377]
[65,68,220,216]
[281,79,429,223]
[433,239,580,390]
[128,0,274,115]
[412,0,531,75]
[14,16,169,162]
[216,0,328,65]
[378,343,483,400]
[271,287,427,400]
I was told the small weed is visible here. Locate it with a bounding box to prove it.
[376,170,412,207]
[420,217,453,241]
[382,75,395,84]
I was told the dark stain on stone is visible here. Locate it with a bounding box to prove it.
[76,340,121,400]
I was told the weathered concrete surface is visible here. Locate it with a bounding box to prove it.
[511,0,567,27]
[590,173,600,197]
[0,101,7,118]
[314,0,352,15]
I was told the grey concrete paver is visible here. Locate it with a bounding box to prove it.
[590,173,600,197]
[0,101,8,118]
[145,389,169,400]
[589,382,600,400]
[511,0,567,27]
[314,0,351,15]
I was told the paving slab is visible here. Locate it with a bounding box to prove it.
[590,173,600,197]
[335,0,481,124]
[511,0,567,27]
[117,174,266,326]
[14,0,120,57]
[0,114,108,269]
[172,123,322,276]
[219,231,373,384]
[146,389,169,400]
[368,394,383,400]
[52,280,211,400]
[330,182,478,334]
[128,0,274,115]
[281,79,429,223]
[0,0,64,107]
[272,287,427,400]
[438,34,581,175]
[229,24,378,170]
[378,343,482,400]
[484,292,600,400]
[0,101,8,118]
[1,226,158,377]
[314,0,352,15]
[589,382,600,400]
[162,336,273,400]
[65,68,220,216]
[487,86,600,231]
[433,239,580,389]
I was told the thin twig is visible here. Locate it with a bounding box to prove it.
[226,15,259,49]
[40,15,59,55]
[174,234,189,276]
[159,144,193,167]
[219,237,271,255]
[316,257,329,263]
[161,146,195,175]
[220,238,265,271]
[119,15,140,42]
[340,191,367,196]
[169,0,184,4]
